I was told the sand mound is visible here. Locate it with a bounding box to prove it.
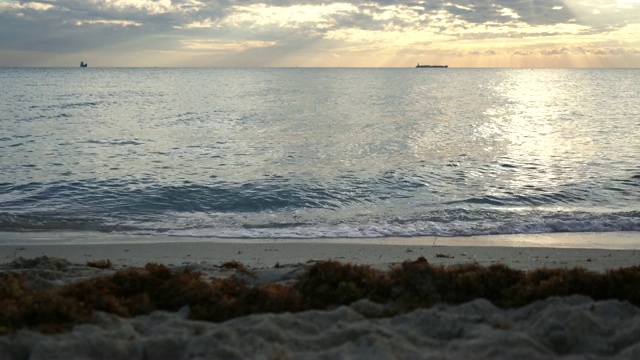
[0,256,115,291]
[2,295,640,359]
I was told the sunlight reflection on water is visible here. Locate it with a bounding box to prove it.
[0,68,638,238]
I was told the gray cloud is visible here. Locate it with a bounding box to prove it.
[0,9,168,53]
[0,0,638,65]
[355,0,576,25]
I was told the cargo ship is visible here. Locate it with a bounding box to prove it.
[416,63,447,68]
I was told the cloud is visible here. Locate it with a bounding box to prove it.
[1,1,178,52]
[0,0,639,66]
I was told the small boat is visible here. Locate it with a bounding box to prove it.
[416,63,447,68]
[80,61,88,67]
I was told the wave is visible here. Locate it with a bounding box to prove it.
[28,101,101,110]
[0,179,593,217]
[1,209,638,239]
[0,178,378,214]
[83,139,146,146]
[1,175,639,239]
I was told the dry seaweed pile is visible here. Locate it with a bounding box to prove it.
[2,257,640,334]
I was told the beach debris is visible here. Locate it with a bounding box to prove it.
[86,259,113,270]
[11,247,26,259]
[219,260,245,271]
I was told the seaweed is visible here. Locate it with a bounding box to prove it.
[296,260,389,308]
[219,260,245,271]
[86,259,114,270]
[0,273,92,334]
[2,257,640,334]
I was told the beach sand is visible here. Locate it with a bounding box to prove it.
[1,231,640,359]
[3,231,640,271]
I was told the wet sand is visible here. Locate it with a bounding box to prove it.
[2,231,640,272]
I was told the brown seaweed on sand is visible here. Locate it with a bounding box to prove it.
[85,259,114,270]
[2,257,640,334]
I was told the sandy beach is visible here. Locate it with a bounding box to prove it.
[3,231,640,271]
[2,232,640,359]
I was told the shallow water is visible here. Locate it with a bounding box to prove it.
[1,68,639,242]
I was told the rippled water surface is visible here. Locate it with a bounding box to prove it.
[1,68,639,242]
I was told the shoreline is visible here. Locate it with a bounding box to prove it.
[2,230,639,248]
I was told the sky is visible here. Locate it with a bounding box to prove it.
[0,0,639,67]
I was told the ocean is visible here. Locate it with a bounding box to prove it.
[1,67,639,244]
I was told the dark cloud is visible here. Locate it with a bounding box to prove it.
[1,0,222,53]
[0,6,174,53]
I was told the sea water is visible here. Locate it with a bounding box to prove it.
[1,68,639,243]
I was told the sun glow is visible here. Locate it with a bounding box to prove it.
[0,0,638,67]
[181,39,278,52]
[222,3,358,28]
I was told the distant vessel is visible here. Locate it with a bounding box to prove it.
[80,61,88,68]
[416,63,447,68]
